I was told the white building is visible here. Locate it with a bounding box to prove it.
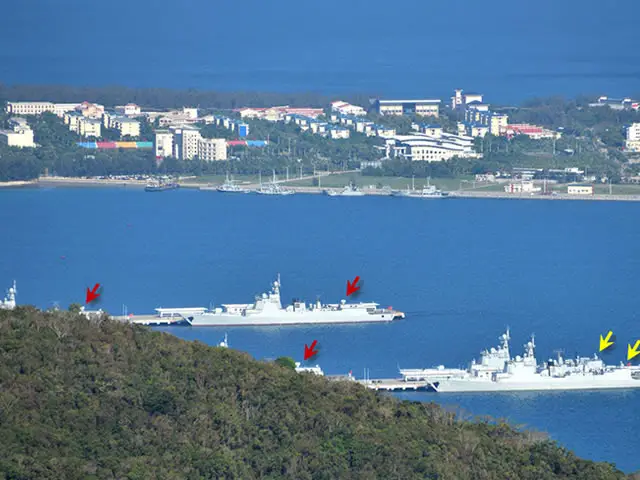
[567,184,594,195]
[5,101,55,115]
[0,124,35,148]
[625,123,640,152]
[451,89,484,110]
[386,133,480,162]
[374,99,441,117]
[115,103,141,117]
[154,130,174,158]
[111,118,140,138]
[331,100,367,116]
[327,127,350,139]
[197,137,227,161]
[78,118,102,138]
[504,181,541,193]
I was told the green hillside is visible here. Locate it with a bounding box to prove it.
[0,307,631,479]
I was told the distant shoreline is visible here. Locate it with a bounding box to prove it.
[11,176,637,202]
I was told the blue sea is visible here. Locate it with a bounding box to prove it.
[0,186,639,472]
[2,0,640,103]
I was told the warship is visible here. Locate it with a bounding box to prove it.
[135,275,404,327]
[396,329,640,392]
[0,281,17,310]
[325,183,365,196]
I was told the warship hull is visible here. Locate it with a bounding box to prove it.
[432,376,640,392]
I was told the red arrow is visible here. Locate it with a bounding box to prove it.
[86,283,101,304]
[304,340,319,360]
[346,276,361,296]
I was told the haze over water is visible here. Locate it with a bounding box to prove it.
[2,0,640,102]
[0,187,639,471]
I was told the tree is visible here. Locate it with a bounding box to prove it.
[68,303,82,314]
[274,356,296,370]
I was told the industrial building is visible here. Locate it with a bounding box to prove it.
[236,106,324,121]
[373,99,441,117]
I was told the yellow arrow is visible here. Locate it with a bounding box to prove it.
[599,331,614,352]
[628,340,640,361]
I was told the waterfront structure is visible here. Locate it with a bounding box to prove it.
[197,137,227,161]
[0,121,35,148]
[504,181,541,193]
[331,100,367,116]
[385,133,479,162]
[567,184,594,195]
[625,123,640,152]
[589,96,639,111]
[373,98,441,117]
[451,89,484,110]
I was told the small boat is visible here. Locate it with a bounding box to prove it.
[219,333,229,348]
[325,182,365,197]
[208,173,250,193]
[145,178,179,192]
[391,176,448,198]
[254,171,294,195]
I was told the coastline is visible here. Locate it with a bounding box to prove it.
[28,176,640,202]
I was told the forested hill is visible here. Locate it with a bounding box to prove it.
[0,307,632,480]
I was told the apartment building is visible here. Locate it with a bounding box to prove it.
[112,118,141,137]
[197,138,227,161]
[625,123,640,152]
[78,118,102,138]
[115,103,141,116]
[154,130,174,158]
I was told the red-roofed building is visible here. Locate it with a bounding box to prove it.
[501,123,561,140]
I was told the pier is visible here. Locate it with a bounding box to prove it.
[356,378,435,392]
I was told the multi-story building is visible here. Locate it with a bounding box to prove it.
[502,123,560,140]
[451,89,484,110]
[412,123,443,137]
[154,130,174,158]
[589,96,639,111]
[625,123,640,152]
[170,126,201,160]
[5,101,55,115]
[374,99,441,117]
[331,101,367,116]
[327,126,350,139]
[78,118,102,138]
[197,137,227,161]
[112,118,141,138]
[236,106,324,122]
[0,121,36,148]
[458,122,490,138]
[76,101,105,119]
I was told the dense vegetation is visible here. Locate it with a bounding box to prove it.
[0,307,634,479]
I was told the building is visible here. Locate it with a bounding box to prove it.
[451,89,484,110]
[624,123,640,152]
[115,103,141,117]
[111,118,140,138]
[0,122,35,148]
[412,123,443,137]
[76,101,105,119]
[5,101,55,115]
[502,123,561,140]
[385,133,479,162]
[154,130,174,158]
[373,99,441,117]
[236,106,324,121]
[567,184,594,195]
[78,118,102,138]
[197,137,227,161]
[152,107,200,127]
[458,122,490,138]
[589,96,639,111]
[504,181,541,193]
[327,126,350,139]
[171,126,201,160]
[331,101,367,116]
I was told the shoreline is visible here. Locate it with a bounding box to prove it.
[7,177,640,202]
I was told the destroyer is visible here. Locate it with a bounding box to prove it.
[134,275,404,327]
[390,329,640,392]
[0,281,17,310]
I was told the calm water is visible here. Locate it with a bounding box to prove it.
[2,0,640,102]
[1,187,639,471]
